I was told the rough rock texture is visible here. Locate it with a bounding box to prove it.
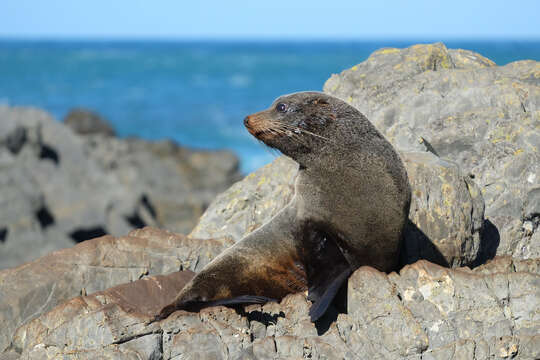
[190,156,299,241]
[8,271,196,360]
[0,106,240,269]
[4,257,539,359]
[63,108,116,136]
[402,152,485,267]
[191,151,485,268]
[323,43,540,259]
[0,227,232,354]
[84,136,241,235]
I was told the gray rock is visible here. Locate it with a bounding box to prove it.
[0,106,241,269]
[5,257,539,359]
[402,152,485,267]
[323,42,540,259]
[84,136,241,235]
[190,151,485,268]
[0,106,153,268]
[63,108,116,136]
[0,227,232,354]
[0,162,73,269]
[190,156,298,241]
[9,270,196,360]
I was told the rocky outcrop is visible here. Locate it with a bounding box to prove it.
[190,156,299,242]
[84,136,241,235]
[190,152,485,268]
[0,106,240,269]
[8,270,196,360]
[4,256,539,359]
[0,227,232,354]
[402,152,485,267]
[63,108,116,136]
[323,43,539,260]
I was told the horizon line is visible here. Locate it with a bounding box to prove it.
[1,34,540,43]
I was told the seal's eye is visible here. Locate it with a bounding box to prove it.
[276,103,288,113]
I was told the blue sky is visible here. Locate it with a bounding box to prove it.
[1,0,539,39]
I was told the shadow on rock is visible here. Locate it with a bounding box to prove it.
[471,219,500,268]
[235,308,285,328]
[400,219,501,269]
[400,220,450,268]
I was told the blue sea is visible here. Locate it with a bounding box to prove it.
[1,39,539,172]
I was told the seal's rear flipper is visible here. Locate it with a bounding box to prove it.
[205,295,277,307]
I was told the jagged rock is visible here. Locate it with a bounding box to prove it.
[63,108,116,136]
[83,136,241,235]
[191,151,485,268]
[190,156,298,241]
[0,106,126,269]
[323,42,540,259]
[402,152,485,267]
[0,163,73,269]
[5,257,539,359]
[0,106,241,269]
[0,227,232,354]
[9,271,196,359]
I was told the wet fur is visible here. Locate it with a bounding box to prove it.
[157,92,411,322]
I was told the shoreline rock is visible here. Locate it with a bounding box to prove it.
[63,108,116,137]
[0,227,233,354]
[4,254,539,359]
[0,106,241,269]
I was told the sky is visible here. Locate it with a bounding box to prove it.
[1,0,539,40]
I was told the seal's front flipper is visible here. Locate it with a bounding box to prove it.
[304,229,352,322]
[308,267,351,321]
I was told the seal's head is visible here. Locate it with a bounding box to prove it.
[244,91,375,164]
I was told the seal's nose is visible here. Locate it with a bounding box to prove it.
[243,115,251,127]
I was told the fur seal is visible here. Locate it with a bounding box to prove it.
[158,92,411,321]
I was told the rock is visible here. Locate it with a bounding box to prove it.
[10,270,196,359]
[190,151,485,268]
[84,136,241,235]
[5,257,539,359]
[63,108,116,136]
[323,42,540,259]
[402,152,485,267]
[190,156,298,241]
[0,106,241,269]
[0,227,231,354]
[0,106,123,269]
[0,163,72,269]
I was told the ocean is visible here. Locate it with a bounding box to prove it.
[1,39,539,172]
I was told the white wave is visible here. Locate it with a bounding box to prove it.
[228,74,251,88]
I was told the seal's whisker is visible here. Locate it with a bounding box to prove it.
[278,123,332,142]
[273,123,329,146]
[270,124,310,146]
